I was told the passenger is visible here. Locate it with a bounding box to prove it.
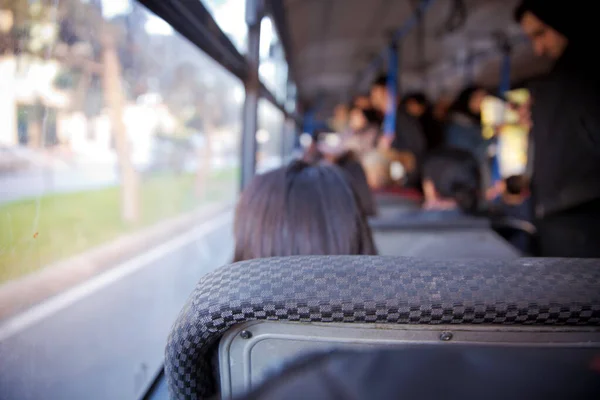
[495,175,532,221]
[445,86,489,160]
[361,150,393,191]
[370,75,427,189]
[335,152,377,217]
[401,92,445,151]
[361,149,416,192]
[420,148,482,218]
[490,175,534,254]
[432,94,452,124]
[233,160,377,262]
[352,94,373,111]
[330,103,349,133]
[514,0,600,257]
[344,107,381,158]
[445,86,494,197]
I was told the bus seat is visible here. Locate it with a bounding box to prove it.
[373,229,521,258]
[164,256,600,400]
[374,188,423,203]
[374,192,422,209]
[369,214,490,231]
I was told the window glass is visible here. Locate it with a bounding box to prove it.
[281,118,298,163]
[0,1,241,397]
[202,0,247,54]
[256,99,285,173]
[259,16,287,103]
[285,80,297,114]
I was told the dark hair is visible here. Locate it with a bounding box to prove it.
[372,74,388,88]
[505,175,528,195]
[449,86,484,124]
[361,107,383,125]
[335,152,377,217]
[514,0,583,41]
[423,148,481,214]
[514,0,529,22]
[233,160,377,262]
[401,92,430,108]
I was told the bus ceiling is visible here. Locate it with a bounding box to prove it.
[270,0,552,115]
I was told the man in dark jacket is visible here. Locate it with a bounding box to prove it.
[515,0,600,257]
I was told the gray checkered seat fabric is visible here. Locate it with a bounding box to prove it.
[165,255,600,399]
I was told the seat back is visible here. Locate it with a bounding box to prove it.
[165,256,600,399]
[373,229,521,258]
[369,213,490,231]
[219,321,600,399]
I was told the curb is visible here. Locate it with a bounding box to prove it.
[0,202,233,321]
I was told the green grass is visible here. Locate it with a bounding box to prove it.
[0,167,239,284]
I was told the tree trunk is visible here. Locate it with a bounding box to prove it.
[28,118,42,148]
[74,70,92,113]
[101,27,139,223]
[195,130,212,200]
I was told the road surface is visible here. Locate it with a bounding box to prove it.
[0,211,233,400]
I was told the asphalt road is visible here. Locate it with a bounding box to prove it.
[0,211,234,400]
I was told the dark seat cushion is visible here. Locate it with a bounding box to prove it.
[238,346,600,400]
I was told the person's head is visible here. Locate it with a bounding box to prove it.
[361,150,392,190]
[352,94,371,110]
[504,175,529,196]
[370,75,389,113]
[333,103,349,123]
[335,152,377,217]
[433,95,452,121]
[450,86,488,122]
[514,0,571,60]
[233,160,377,262]
[401,92,430,118]
[422,148,481,214]
[349,107,381,131]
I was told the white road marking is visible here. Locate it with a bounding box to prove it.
[0,211,232,342]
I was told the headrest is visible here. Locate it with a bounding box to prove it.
[165,256,600,399]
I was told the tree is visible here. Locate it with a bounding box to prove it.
[101,22,139,223]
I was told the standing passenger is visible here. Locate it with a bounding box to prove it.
[369,75,427,189]
[514,0,600,257]
[402,92,445,152]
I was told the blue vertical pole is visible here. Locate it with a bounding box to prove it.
[303,110,315,138]
[383,42,398,139]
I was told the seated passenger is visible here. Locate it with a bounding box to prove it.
[329,103,349,133]
[361,150,393,190]
[361,149,417,192]
[418,148,482,220]
[233,160,377,262]
[495,175,532,220]
[491,175,535,254]
[335,152,377,217]
[344,107,381,158]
